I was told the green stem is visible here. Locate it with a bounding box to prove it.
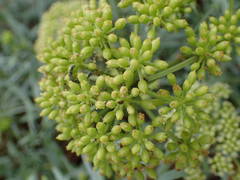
[147,57,196,82]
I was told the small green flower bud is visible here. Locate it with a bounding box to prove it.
[117,58,129,67]
[82,143,96,154]
[111,125,121,135]
[144,125,154,135]
[163,7,173,17]
[100,135,109,143]
[118,146,130,157]
[216,41,229,51]
[127,15,139,24]
[123,69,134,87]
[115,18,127,30]
[154,132,167,142]
[152,38,160,52]
[167,73,176,85]
[96,147,106,160]
[144,66,157,75]
[68,81,81,92]
[195,85,208,96]
[141,39,152,52]
[138,79,148,93]
[103,111,115,123]
[165,23,175,32]
[144,141,155,151]
[96,122,106,134]
[120,38,130,48]
[132,144,141,154]
[180,46,192,55]
[87,128,97,137]
[118,87,127,98]
[66,104,80,114]
[81,46,94,59]
[116,109,124,120]
[106,143,116,152]
[128,114,137,126]
[142,150,150,163]
[103,48,112,59]
[79,136,91,146]
[120,122,132,132]
[191,62,200,71]
[195,47,205,56]
[121,137,133,146]
[131,88,140,97]
[195,99,208,108]
[102,20,113,32]
[95,101,106,109]
[108,33,118,43]
[187,71,197,84]
[102,6,112,20]
[130,33,142,50]
[183,79,191,91]
[175,19,188,28]
[139,14,149,24]
[113,75,124,85]
[153,17,161,26]
[106,100,117,109]
[131,129,141,140]
[89,38,99,47]
[119,47,130,57]
[127,105,135,114]
[40,108,51,116]
[130,59,140,70]
[154,60,169,70]
[141,50,152,61]
[80,104,90,113]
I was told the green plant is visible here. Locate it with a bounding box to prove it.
[36,0,240,179]
[0,0,90,179]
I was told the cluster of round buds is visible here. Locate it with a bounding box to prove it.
[36,1,168,178]
[184,166,206,180]
[183,83,240,179]
[36,0,239,178]
[35,0,85,56]
[209,153,235,177]
[118,0,194,32]
[160,78,213,169]
[181,20,233,78]
[208,101,240,177]
[209,9,240,45]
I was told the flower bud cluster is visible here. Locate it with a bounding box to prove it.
[209,10,240,45]
[36,1,169,178]
[185,166,206,180]
[209,101,240,176]
[184,83,240,179]
[118,0,195,32]
[163,80,213,168]
[36,0,239,179]
[35,0,84,56]
[181,19,234,78]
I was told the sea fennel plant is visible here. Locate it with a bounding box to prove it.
[36,0,240,179]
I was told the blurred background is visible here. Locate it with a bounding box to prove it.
[0,0,240,180]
